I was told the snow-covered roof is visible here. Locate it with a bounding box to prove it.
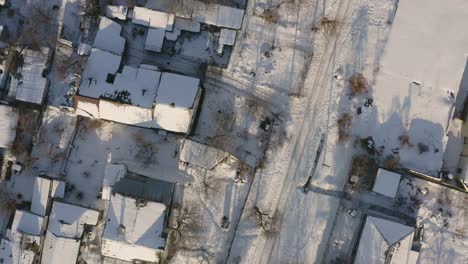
[106,5,128,20]
[93,17,125,55]
[132,6,175,30]
[145,28,165,52]
[98,99,156,127]
[104,163,127,187]
[372,169,401,198]
[156,72,200,108]
[355,216,415,264]
[219,28,237,46]
[11,48,49,104]
[353,0,468,174]
[165,17,201,41]
[0,237,35,264]
[80,57,160,108]
[179,139,228,170]
[218,28,237,54]
[102,193,166,262]
[48,201,99,238]
[41,232,80,264]
[0,105,18,149]
[79,48,121,94]
[78,48,200,133]
[51,180,65,198]
[192,3,244,29]
[11,210,44,236]
[31,177,51,216]
[153,103,193,132]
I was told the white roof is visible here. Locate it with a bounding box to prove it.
[94,17,125,55]
[104,163,127,187]
[145,28,165,52]
[102,240,163,263]
[75,96,99,117]
[80,61,161,108]
[12,48,49,104]
[355,216,415,264]
[98,99,156,128]
[373,169,401,198]
[132,7,175,30]
[31,177,51,216]
[106,5,128,20]
[102,194,166,262]
[179,139,228,170]
[51,180,66,198]
[156,72,200,108]
[79,48,121,94]
[11,210,44,236]
[192,3,244,29]
[0,105,18,149]
[153,103,192,133]
[41,232,80,264]
[48,201,99,238]
[219,28,237,46]
[0,237,35,264]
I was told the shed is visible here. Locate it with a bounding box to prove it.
[145,28,166,52]
[11,210,44,236]
[10,48,50,104]
[0,105,18,149]
[372,168,401,198]
[31,177,51,216]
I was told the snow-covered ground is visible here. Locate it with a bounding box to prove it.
[169,156,254,263]
[397,176,468,263]
[63,117,188,208]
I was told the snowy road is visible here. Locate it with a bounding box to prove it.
[219,0,398,263]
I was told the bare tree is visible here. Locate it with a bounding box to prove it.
[252,206,277,235]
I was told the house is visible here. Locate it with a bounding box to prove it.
[0,210,44,264]
[101,193,166,263]
[0,104,18,149]
[372,168,401,198]
[76,17,202,134]
[47,201,99,239]
[8,47,50,104]
[31,177,52,216]
[93,17,125,56]
[40,201,100,264]
[76,52,202,133]
[31,177,65,216]
[132,7,175,53]
[354,216,420,264]
[179,139,229,170]
[41,233,81,264]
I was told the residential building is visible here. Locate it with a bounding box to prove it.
[101,193,167,263]
[354,216,420,264]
